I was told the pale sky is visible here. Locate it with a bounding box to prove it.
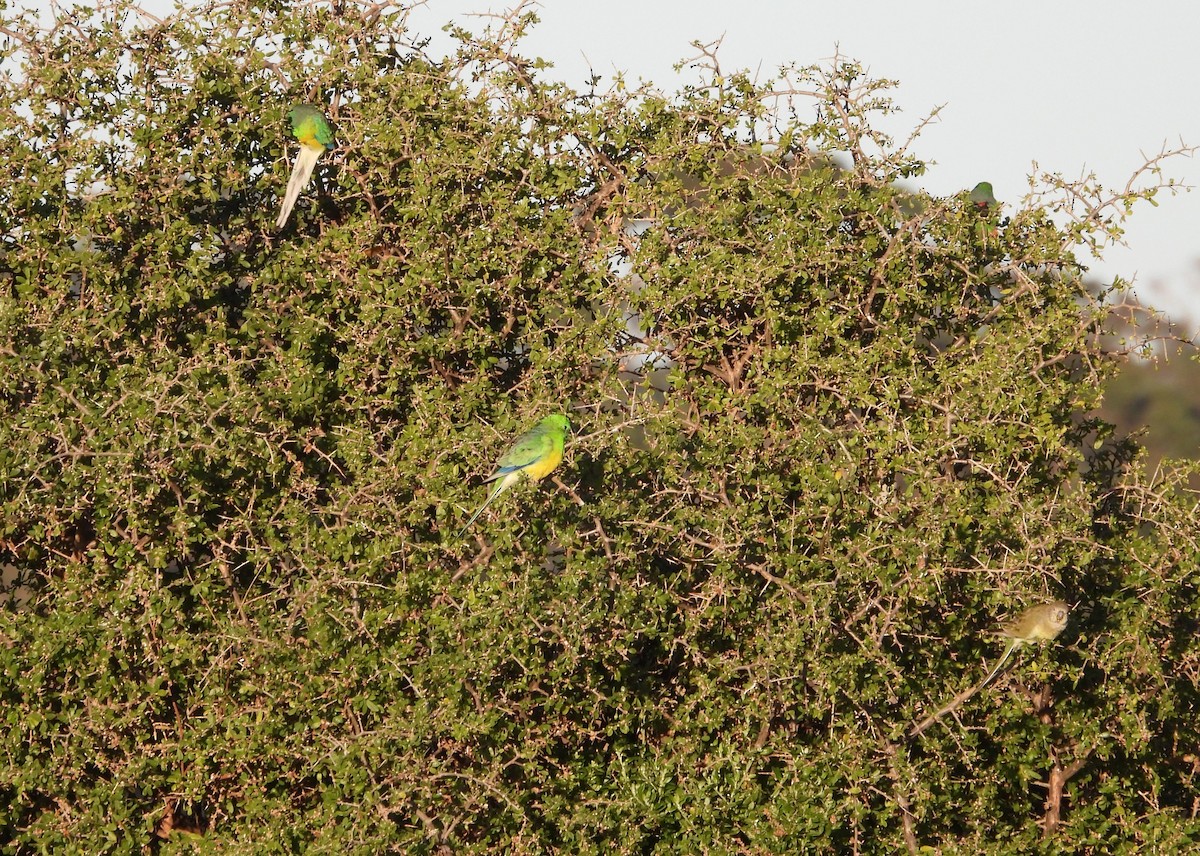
[19,0,1200,328]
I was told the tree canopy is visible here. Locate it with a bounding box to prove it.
[1,1,1197,852]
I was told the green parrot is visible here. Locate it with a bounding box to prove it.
[969,181,998,212]
[459,414,570,536]
[969,181,1000,245]
[276,104,335,229]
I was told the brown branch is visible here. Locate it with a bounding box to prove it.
[881,739,920,854]
[908,679,984,739]
[451,541,494,583]
[1042,747,1092,839]
[743,560,799,597]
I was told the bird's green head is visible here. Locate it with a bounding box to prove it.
[289,104,335,150]
[541,414,570,435]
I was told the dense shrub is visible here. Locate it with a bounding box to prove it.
[1,2,1197,852]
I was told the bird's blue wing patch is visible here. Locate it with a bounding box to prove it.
[484,456,539,483]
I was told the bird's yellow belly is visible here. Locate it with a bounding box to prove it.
[523,448,563,482]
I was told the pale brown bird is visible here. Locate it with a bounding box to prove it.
[909,600,1070,739]
[977,600,1070,691]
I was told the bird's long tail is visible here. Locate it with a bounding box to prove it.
[908,639,1019,739]
[276,145,322,229]
[458,481,506,537]
[976,638,1019,692]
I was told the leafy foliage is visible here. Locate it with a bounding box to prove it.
[1,2,1197,852]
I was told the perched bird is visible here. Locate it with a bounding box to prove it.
[969,181,998,212]
[977,600,1070,691]
[909,599,1070,739]
[276,104,335,229]
[458,414,570,536]
[968,181,1000,246]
